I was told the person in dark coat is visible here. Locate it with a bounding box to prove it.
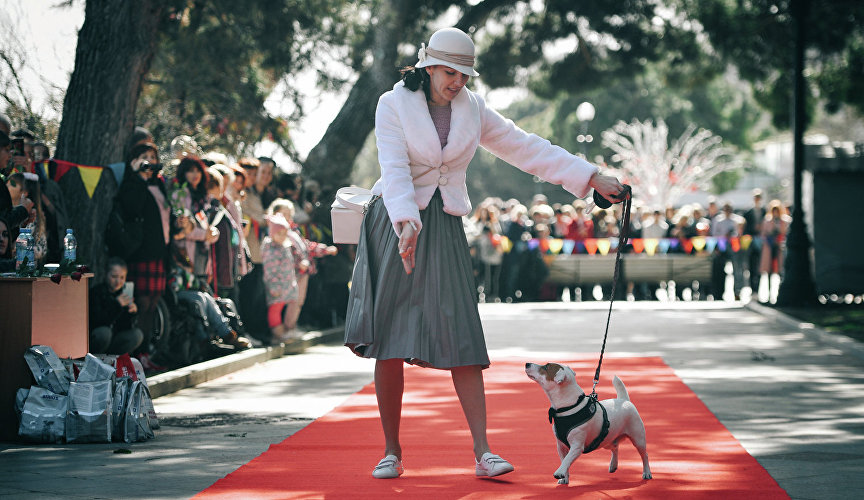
[114,142,175,366]
[89,257,144,355]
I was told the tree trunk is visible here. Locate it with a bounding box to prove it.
[302,0,407,194]
[54,0,164,274]
[302,0,514,195]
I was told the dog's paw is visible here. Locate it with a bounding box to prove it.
[609,464,618,473]
[553,470,566,480]
[557,476,569,485]
[643,471,653,480]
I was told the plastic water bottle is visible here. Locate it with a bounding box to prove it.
[63,228,77,263]
[24,229,35,270]
[15,228,30,271]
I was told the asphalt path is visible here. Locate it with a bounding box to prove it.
[2,301,863,499]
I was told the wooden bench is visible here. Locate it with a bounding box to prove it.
[545,254,712,286]
[623,254,712,284]
[546,255,619,285]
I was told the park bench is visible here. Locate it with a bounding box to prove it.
[545,253,712,288]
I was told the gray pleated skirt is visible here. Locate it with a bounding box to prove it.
[344,190,489,369]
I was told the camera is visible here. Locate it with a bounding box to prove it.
[141,161,163,172]
[11,138,25,157]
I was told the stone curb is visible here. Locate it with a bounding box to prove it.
[745,301,864,361]
[148,326,345,399]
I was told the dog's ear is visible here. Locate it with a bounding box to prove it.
[554,368,567,384]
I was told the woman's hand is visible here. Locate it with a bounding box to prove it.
[397,221,418,275]
[205,225,220,244]
[589,172,631,203]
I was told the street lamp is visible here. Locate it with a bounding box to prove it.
[576,102,595,159]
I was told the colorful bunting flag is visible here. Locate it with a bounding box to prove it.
[77,166,103,198]
[597,238,611,256]
[644,238,659,256]
[584,238,598,255]
[562,239,576,255]
[705,237,717,253]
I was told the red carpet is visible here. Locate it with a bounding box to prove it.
[196,357,788,499]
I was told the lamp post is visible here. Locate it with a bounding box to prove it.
[776,0,817,306]
[576,101,595,160]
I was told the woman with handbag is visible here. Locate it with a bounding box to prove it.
[344,27,630,479]
[114,142,174,370]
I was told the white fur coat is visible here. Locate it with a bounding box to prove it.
[371,81,599,233]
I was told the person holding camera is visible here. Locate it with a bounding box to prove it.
[114,142,174,369]
[0,131,34,229]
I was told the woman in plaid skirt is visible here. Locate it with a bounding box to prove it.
[116,142,175,366]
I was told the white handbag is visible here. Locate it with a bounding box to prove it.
[330,186,376,244]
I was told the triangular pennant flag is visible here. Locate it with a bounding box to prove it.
[500,236,513,253]
[692,236,706,252]
[538,238,550,253]
[527,238,539,251]
[741,234,752,251]
[575,241,586,254]
[644,238,659,256]
[107,162,126,186]
[562,239,576,255]
[549,238,564,254]
[78,165,103,198]
[730,237,741,253]
[34,161,49,181]
[53,159,75,182]
[659,238,672,254]
[584,239,598,255]
[632,238,645,254]
[682,238,694,254]
[609,237,620,251]
[596,238,611,256]
[717,238,728,252]
[705,237,718,253]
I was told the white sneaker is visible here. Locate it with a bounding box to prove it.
[475,452,514,477]
[372,454,404,479]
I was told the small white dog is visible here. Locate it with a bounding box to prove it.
[525,362,652,484]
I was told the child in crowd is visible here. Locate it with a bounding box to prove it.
[266,198,337,334]
[88,257,144,355]
[261,212,299,343]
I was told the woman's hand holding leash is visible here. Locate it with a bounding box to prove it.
[398,221,418,275]
[589,172,631,209]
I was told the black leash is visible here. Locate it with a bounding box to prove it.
[590,185,632,398]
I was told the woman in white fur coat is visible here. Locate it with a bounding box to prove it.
[344,27,629,480]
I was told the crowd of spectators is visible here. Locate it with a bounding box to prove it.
[1,110,791,373]
[463,189,790,303]
[1,115,347,373]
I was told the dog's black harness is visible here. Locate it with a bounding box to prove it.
[548,394,610,453]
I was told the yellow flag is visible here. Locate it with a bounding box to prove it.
[549,238,564,254]
[500,236,513,253]
[597,238,611,256]
[78,166,103,198]
[644,238,659,256]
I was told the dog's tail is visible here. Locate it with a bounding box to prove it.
[612,375,630,403]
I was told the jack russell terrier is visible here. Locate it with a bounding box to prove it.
[525,362,652,484]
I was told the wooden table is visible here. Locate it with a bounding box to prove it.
[0,274,91,441]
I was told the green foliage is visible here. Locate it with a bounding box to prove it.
[678,0,864,127]
[137,0,350,159]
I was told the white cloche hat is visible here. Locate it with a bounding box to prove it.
[415,27,479,77]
